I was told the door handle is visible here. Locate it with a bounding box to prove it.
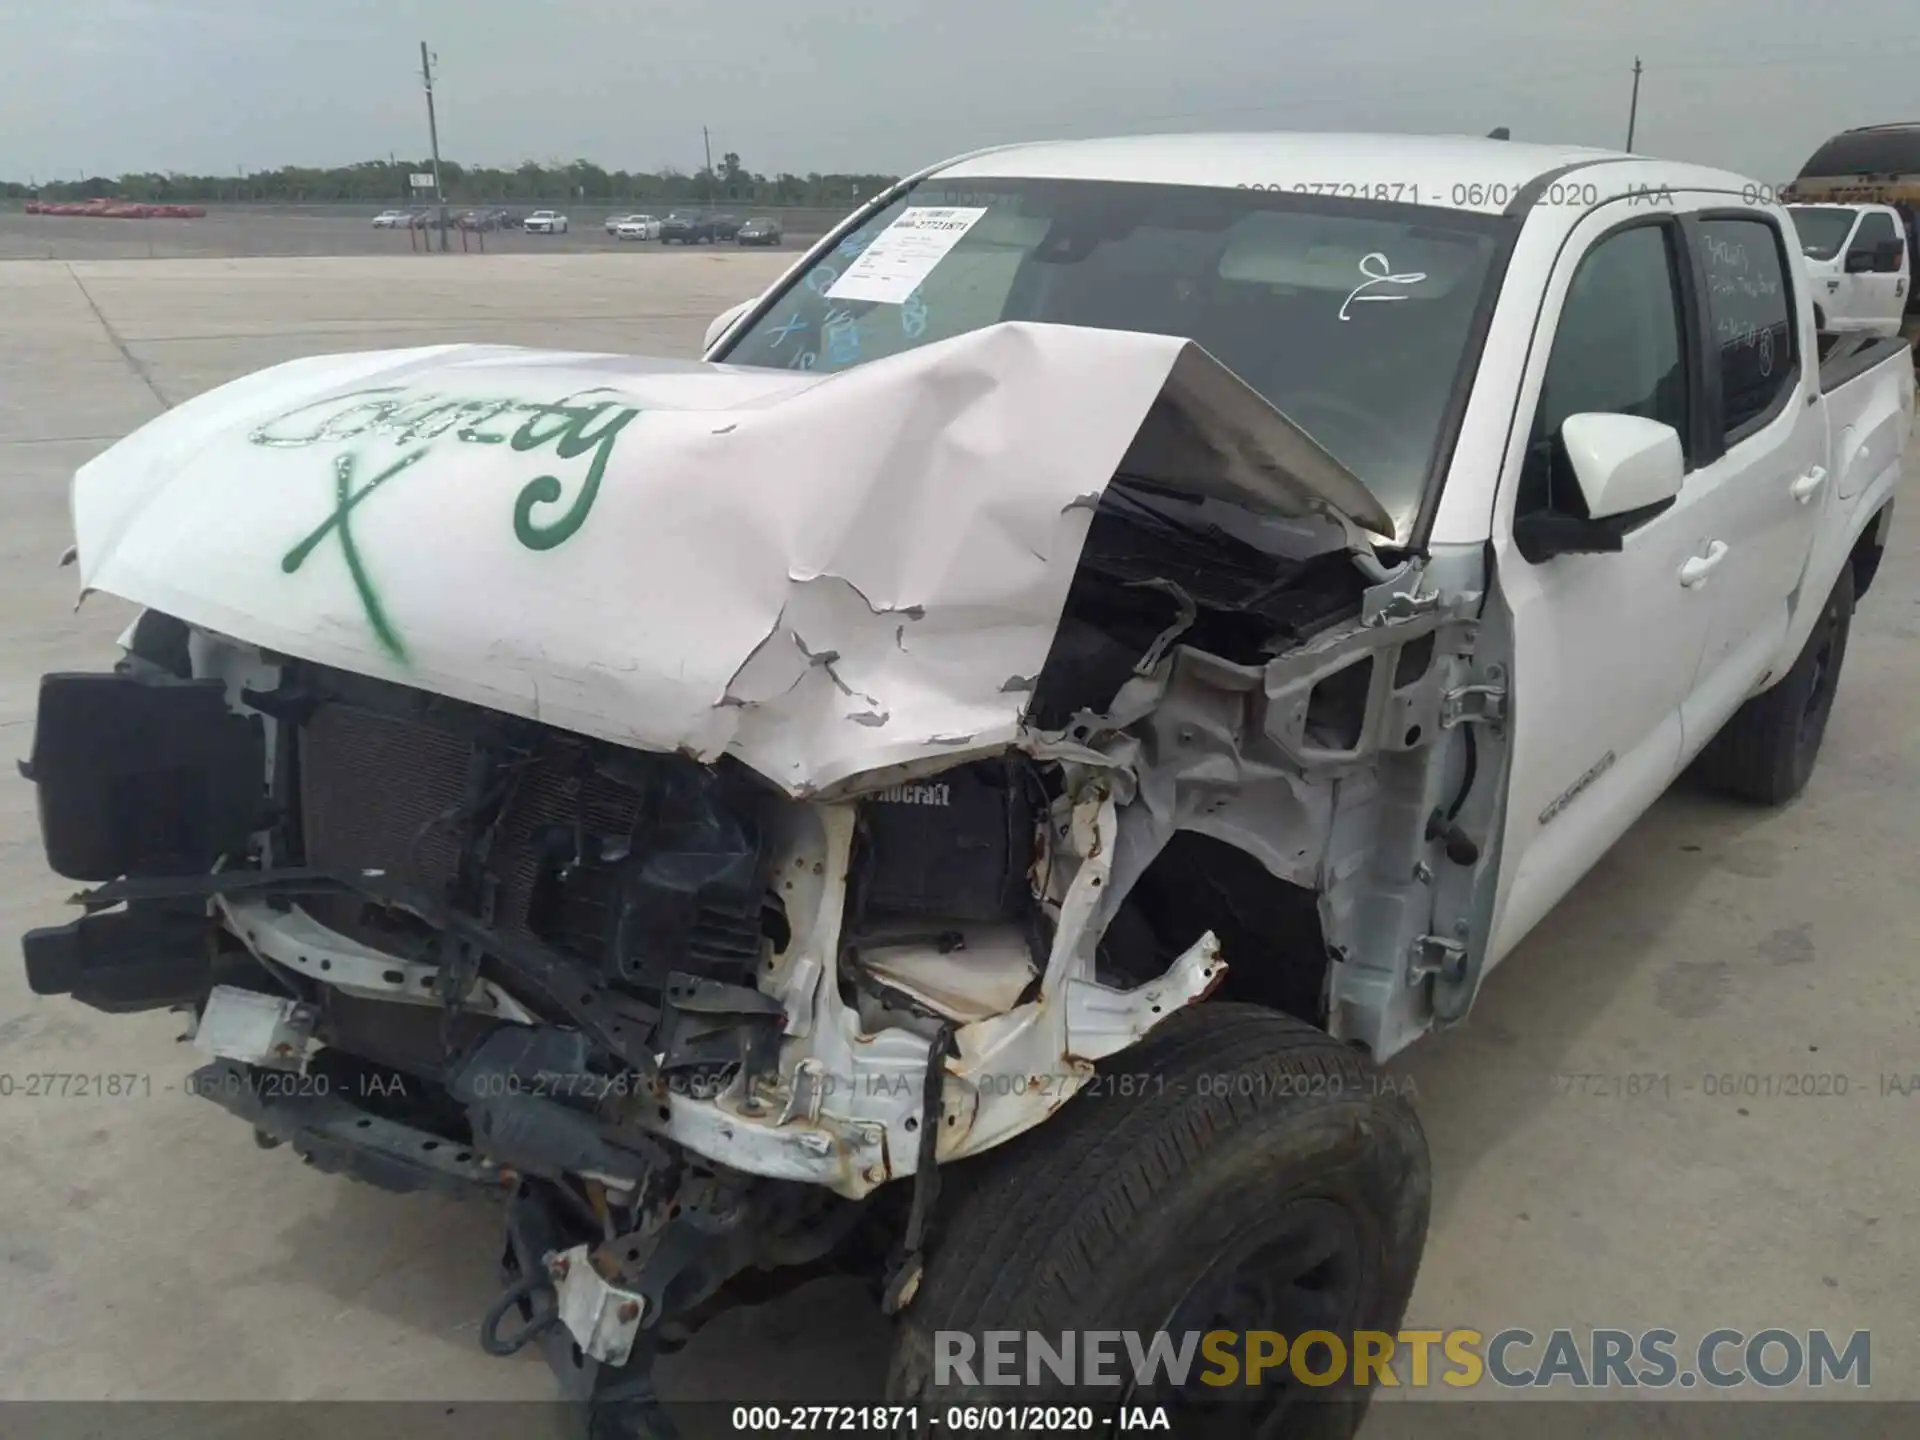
[1791,466,1828,503]
[1679,540,1729,588]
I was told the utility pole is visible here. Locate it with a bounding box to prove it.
[421,41,448,250]
[703,126,714,208]
[1625,57,1643,152]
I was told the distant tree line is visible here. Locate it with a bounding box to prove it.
[0,153,898,207]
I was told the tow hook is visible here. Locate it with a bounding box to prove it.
[479,1264,561,1357]
[480,1246,651,1366]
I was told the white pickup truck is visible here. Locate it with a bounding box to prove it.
[1788,201,1912,335]
[18,133,1912,1436]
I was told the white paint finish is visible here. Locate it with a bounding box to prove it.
[1063,932,1224,1061]
[550,1244,647,1365]
[1559,413,1684,519]
[1427,158,1767,547]
[855,929,1036,1023]
[1674,204,1828,755]
[218,896,537,1022]
[1482,200,1722,968]
[8,252,1920,1407]
[189,985,314,1069]
[71,322,1385,798]
[1772,364,1914,678]
[1480,180,1911,971]
[1792,204,1911,337]
[932,132,1626,214]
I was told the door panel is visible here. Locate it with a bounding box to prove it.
[1677,209,1827,749]
[1828,211,1866,328]
[1849,210,1905,330]
[1487,212,1712,968]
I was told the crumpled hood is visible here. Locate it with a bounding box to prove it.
[72,321,1386,796]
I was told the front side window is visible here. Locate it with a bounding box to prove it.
[716,178,1507,540]
[1517,223,1689,520]
[1695,217,1796,437]
[1787,206,1858,261]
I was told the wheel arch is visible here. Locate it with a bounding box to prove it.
[1112,830,1332,1027]
[1850,500,1892,598]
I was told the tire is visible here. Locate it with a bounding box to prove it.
[888,1003,1429,1439]
[1694,561,1854,805]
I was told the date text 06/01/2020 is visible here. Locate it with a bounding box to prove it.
[1232,180,1694,208]
[808,1070,1416,1102]
[727,1404,1170,1433]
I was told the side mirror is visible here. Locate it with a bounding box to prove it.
[1874,239,1907,273]
[703,299,755,354]
[1844,247,1877,274]
[1512,413,1684,564]
[1562,412,1684,518]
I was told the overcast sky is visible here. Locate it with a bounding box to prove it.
[3,0,1916,183]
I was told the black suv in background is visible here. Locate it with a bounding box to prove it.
[659,213,715,244]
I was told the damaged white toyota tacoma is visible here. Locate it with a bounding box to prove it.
[19,134,1912,1436]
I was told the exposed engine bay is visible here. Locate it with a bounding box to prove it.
[21,328,1510,1413]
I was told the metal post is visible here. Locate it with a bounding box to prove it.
[1625,57,1643,152]
[422,42,448,250]
[703,126,714,209]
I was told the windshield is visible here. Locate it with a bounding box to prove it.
[1788,206,1859,260]
[716,177,1506,536]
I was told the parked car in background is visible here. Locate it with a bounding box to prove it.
[523,210,570,234]
[659,212,715,244]
[1789,203,1911,336]
[708,213,742,241]
[406,209,451,231]
[734,216,782,247]
[604,213,633,235]
[371,210,411,229]
[455,210,494,231]
[614,214,662,241]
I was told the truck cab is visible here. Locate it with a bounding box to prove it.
[1782,120,1920,331]
[1789,202,1911,335]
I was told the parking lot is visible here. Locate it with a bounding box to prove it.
[2,245,1916,1428]
[0,205,832,263]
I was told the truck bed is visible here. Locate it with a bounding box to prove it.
[1818,332,1912,393]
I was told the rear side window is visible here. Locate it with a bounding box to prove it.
[1694,218,1795,437]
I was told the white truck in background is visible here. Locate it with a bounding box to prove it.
[1789,202,1911,335]
[18,133,1915,1438]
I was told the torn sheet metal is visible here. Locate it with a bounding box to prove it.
[71,323,1383,796]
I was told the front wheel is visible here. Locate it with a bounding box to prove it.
[888,1003,1429,1439]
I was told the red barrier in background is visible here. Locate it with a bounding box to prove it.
[21,198,204,219]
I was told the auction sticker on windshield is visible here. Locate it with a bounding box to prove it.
[825,206,988,303]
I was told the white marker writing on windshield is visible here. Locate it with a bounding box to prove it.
[1340,251,1429,321]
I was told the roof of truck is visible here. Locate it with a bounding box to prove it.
[931,132,1760,215]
